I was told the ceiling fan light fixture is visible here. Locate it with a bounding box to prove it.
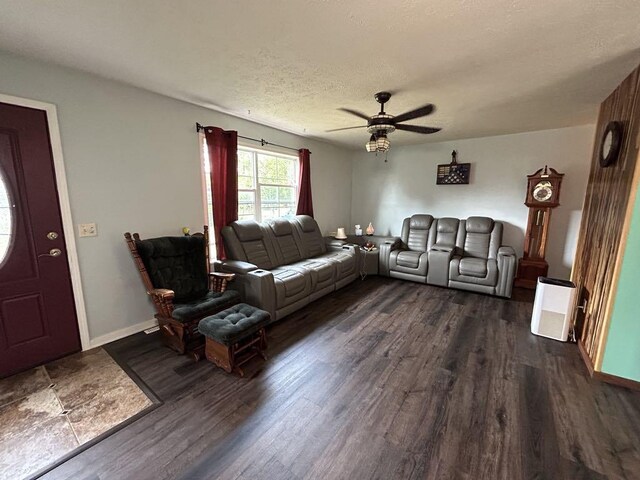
[376,133,390,152]
[367,114,396,134]
[337,92,439,153]
[365,134,378,152]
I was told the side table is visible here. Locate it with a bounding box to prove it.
[360,248,379,276]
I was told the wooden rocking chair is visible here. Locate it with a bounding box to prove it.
[124,226,240,357]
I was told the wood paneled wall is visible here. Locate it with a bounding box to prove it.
[572,65,640,369]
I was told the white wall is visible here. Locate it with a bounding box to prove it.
[0,51,353,342]
[351,125,595,279]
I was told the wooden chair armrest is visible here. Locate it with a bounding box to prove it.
[147,288,175,317]
[209,272,234,292]
[210,272,235,281]
[148,288,175,300]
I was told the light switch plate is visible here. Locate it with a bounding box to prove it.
[78,223,97,237]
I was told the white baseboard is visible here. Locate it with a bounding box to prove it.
[88,318,158,349]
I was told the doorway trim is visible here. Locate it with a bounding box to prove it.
[0,92,91,350]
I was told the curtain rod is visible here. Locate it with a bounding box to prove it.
[196,122,303,153]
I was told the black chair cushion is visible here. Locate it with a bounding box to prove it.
[136,235,208,302]
[172,289,241,323]
[198,303,270,345]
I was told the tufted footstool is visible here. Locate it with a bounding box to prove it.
[197,303,270,376]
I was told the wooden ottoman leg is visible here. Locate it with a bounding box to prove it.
[205,338,233,373]
[258,328,268,360]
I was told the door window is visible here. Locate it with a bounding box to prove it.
[0,169,12,263]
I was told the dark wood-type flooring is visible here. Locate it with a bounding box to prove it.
[43,277,640,480]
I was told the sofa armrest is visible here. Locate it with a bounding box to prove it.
[325,237,346,248]
[498,246,516,258]
[427,248,454,287]
[218,259,259,275]
[378,238,403,276]
[496,246,517,298]
[430,243,454,253]
[147,288,175,317]
[326,243,358,254]
[239,269,277,321]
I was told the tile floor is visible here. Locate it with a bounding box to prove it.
[0,348,154,480]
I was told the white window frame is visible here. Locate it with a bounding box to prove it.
[237,145,299,222]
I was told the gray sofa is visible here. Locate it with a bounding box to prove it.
[380,214,516,297]
[218,215,359,322]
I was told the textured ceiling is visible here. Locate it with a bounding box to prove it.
[1,0,640,149]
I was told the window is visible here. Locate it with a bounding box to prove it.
[0,169,12,264]
[201,141,299,227]
[237,147,298,221]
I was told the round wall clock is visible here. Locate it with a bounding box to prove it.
[599,121,623,168]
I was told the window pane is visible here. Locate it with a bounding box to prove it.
[283,160,296,184]
[238,150,255,189]
[261,207,279,220]
[276,158,289,184]
[239,203,255,216]
[238,190,256,220]
[261,186,278,203]
[279,205,296,217]
[238,175,254,189]
[279,186,294,203]
[238,150,253,175]
[258,155,279,184]
[238,191,255,203]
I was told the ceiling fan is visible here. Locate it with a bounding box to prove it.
[328,91,441,153]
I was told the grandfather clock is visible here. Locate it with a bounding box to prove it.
[514,166,564,289]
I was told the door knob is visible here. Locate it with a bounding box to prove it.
[46,231,59,240]
[38,248,62,258]
[576,299,588,311]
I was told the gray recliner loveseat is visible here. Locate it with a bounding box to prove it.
[380,214,516,297]
[218,215,359,322]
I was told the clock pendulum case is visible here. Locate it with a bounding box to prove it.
[514,166,565,289]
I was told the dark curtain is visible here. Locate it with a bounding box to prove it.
[296,148,314,217]
[204,126,238,259]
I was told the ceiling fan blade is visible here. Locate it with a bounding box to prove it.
[338,108,371,121]
[325,125,367,132]
[395,124,441,134]
[392,104,435,123]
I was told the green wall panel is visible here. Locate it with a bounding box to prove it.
[602,181,640,382]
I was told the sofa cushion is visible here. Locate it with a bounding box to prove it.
[270,218,293,236]
[396,250,422,268]
[232,220,264,242]
[466,216,494,234]
[292,215,326,258]
[198,303,270,345]
[449,257,498,287]
[313,251,356,280]
[389,249,429,276]
[268,219,303,265]
[434,218,459,247]
[226,220,278,269]
[459,257,487,278]
[296,215,318,233]
[271,267,311,308]
[288,259,336,292]
[136,235,208,303]
[406,214,434,252]
[409,214,434,230]
[172,289,241,322]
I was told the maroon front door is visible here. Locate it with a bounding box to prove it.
[0,102,80,377]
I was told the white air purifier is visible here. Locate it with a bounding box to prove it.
[531,277,576,342]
